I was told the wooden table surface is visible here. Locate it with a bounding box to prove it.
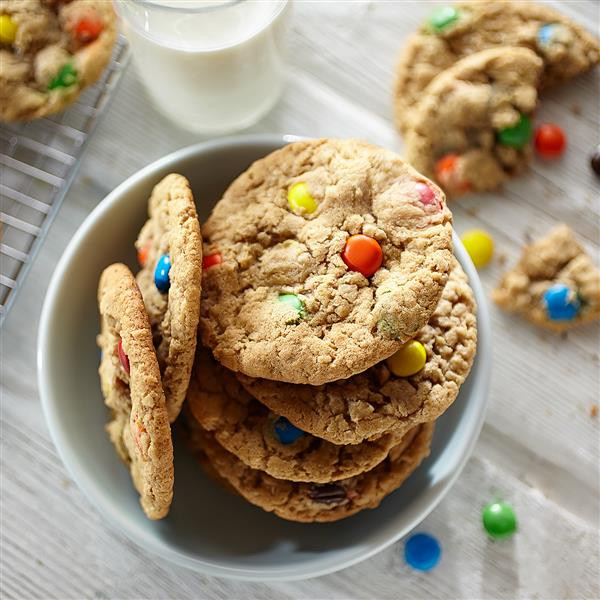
[2,2,599,598]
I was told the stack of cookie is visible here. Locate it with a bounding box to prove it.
[96,140,479,523]
[183,139,478,522]
[394,0,600,196]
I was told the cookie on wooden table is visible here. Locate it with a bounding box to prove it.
[492,224,600,331]
[394,0,600,133]
[135,173,202,423]
[200,138,453,385]
[237,259,476,445]
[184,414,434,523]
[186,347,404,483]
[0,0,117,122]
[97,263,173,520]
[404,47,543,196]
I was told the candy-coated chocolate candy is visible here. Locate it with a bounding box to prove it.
[482,501,517,539]
[74,17,103,43]
[154,254,171,293]
[48,63,77,90]
[427,6,459,33]
[435,153,470,194]
[202,253,222,269]
[534,123,566,159]
[273,416,304,444]
[537,23,567,47]
[415,182,437,207]
[543,284,580,321]
[287,182,317,215]
[342,234,383,277]
[0,15,18,44]
[137,244,150,267]
[117,339,130,374]
[590,145,600,177]
[386,340,427,377]
[497,114,533,148]
[461,229,494,268]
[404,533,441,571]
[278,293,303,315]
[308,483,348,504]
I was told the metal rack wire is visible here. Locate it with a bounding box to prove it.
[0,36,130,327]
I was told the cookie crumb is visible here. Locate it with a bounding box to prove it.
[497,251,507,266]
[590,404,598,418]
[571,104,582,116]
[465,206,480,218]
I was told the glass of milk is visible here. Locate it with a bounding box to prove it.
[115,0,291,134]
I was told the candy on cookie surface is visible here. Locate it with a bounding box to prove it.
[154,254,171,293]
[386,340,427,377]
[341,234,383,278]
[493,224,600,331]
[287,182,317,215]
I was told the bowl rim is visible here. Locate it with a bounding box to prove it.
[37,133,491,581]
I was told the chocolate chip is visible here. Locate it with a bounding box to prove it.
[591,145,600,177]
[308,484,349,504]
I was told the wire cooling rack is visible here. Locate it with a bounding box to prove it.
[0,36,130,327]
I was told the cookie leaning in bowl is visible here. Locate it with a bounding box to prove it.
[0,0,117,122]
[183,414,434,523]
[200,138,454,385]
[187,347,404,483]
[135,174,202,423]
[492,224,600,331]
[97,263,174,520]
[393,0,600,134]
[404,47,543,196]
[237,259,476,445]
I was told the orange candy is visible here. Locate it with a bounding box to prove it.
[202,253,222,269]
[342,234,383,277]
[435,153,471,194]
[137,245,150,267]
[74,17,103,43]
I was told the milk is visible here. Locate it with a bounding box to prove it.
[116,0,291,134]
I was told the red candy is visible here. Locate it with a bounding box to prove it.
[74,17,103,43]
[342,234,383,277]
[435,154,471,194]
[534,123,566,159]
[137,245,150,267]
[202,253,222,269]
[118,339,130,374]
[415,182,438,207]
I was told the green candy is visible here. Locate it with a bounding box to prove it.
[48,64,77,90]
[497,115,533,148]
[427,6,460,33]
[482,501,517,539]
[278,293,304,322]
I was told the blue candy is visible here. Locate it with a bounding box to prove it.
[274,416,304,444]
[404,532,441,571]
[154,254,171,293]
[543,284,580,321]
[538,23,563,47]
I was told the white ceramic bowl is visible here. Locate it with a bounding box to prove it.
[38,134,491,581]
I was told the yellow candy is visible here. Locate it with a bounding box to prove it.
[287,182,317,215]
[0,15,18,44]
[386,340,427,377]
[461,229,494,268]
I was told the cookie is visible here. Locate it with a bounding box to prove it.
[394,0,600,133]
[97,263,174,520]
[135,174,203,423]
[186,347,403,483]
[200,139,454,385]
[404,47,543,196]
[238,259,476,445]
[183,414,434,523]
[0,0,117,122]
[492,224,600,331]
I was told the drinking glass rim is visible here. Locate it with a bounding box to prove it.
[128,0,253,14]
